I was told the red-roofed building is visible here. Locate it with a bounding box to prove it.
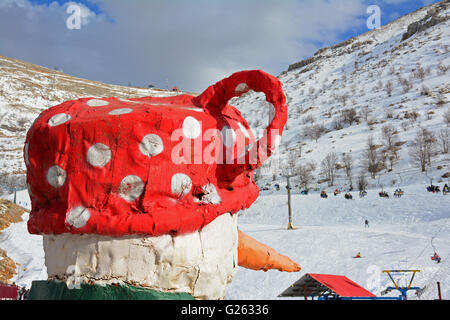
[0,284,19,300]
[279,273,376,300]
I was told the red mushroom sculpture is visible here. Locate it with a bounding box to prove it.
[25,70,300,300]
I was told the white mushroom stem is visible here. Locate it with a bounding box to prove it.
[43,213,238,300]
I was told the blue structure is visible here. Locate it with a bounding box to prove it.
[382,270,422,300]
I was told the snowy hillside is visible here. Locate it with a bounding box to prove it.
[232,0,450,191]
[0,55,179,191]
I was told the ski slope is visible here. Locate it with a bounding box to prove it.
[1,184,449,300]
[227,183,450,300]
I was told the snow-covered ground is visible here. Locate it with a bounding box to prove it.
[1,184,449,300]
[227,183,450,300]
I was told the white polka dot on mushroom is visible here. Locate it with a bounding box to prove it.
[119,175,145,202]
[47,165,66,188]
[66,206,91,229]
[86,99,109,107]
[108,108,133,115]
[48,113,71,127]
[87,143,112,167]
[139,134,164,157]
[171,173,192,198]
[182,116,201,139]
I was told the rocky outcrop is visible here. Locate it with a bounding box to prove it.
[402,0,450,41]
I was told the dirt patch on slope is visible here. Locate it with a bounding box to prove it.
[0,199,29,283]
[0,249,17,283]
[0,199,27,231]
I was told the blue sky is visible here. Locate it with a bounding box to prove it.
[29,0,102,13]
[340,0,440,40]
[0,0,442,92]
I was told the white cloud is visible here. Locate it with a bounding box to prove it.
[65,1,97,27]
[0,0,371,92]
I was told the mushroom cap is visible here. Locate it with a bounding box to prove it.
[26,70,287,237]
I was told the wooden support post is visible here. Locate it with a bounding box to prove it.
[437,282,442,300]
[304,286,307,300]
[287,176,295,230]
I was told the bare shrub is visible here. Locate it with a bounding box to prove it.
[337,94,349,107]
[320,152,338,187]
[401,121,409,131]
[332,115,343,130]
[444,108,450,126]
[385,108,394,119]
[357,172,368,191]
[413,64,426,81]
[342,153,353,190]
[341,108,357,125]
[437,62,448,75]
[385,81,393,97]
[365,135,379,179]
[435,93,447,107]
[399,76,413,93]
[360,106,371,122]
[437,128,449,154]
[302,114,316,125]
[409,128,437,172]
[381,124,398,151]
[376,80,384,91]
[296,161,316,189]
[420,85,431,96]
[303,123,326,142]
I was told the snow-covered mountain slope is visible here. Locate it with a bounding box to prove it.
[0,55,179,190]
[232,0,450,191]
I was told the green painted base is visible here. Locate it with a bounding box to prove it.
[27,280,195,300]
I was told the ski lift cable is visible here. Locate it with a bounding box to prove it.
[431,236,438,252]
[428,252,450,280]
[397,172,403,188]
[417,252,450,298]
[407,218,450,269]
[408,221,448,269]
